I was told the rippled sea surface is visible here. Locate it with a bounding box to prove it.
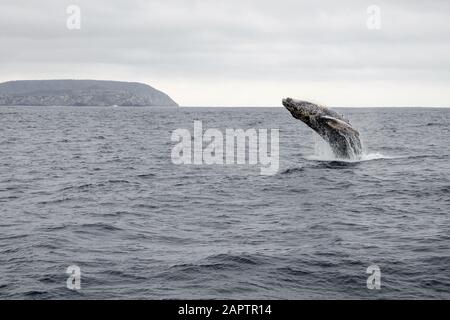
[0,106,449,299]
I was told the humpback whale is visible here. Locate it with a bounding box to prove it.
[282,98,362,159]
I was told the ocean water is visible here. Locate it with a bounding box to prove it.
[0,106,449,299]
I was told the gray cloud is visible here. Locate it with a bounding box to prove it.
[1,0,450,106]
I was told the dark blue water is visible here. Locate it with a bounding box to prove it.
[0,106,449,299]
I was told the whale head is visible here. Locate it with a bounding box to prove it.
[282,98,321,123]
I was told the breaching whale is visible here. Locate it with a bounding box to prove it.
[282,98,362,159]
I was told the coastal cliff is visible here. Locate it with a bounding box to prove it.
[0,80,178,107]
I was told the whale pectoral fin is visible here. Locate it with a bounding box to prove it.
[320,116,359,135]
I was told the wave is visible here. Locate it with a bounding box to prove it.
[281,167,305,174]
[166,253,267,274]
[305,153,447,163]
[305,152,398,163]
[281,151,399,174]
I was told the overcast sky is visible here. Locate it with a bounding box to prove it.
[1,0,449,106]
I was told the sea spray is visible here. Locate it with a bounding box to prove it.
[311,132,389,162]
[313,133,335,160]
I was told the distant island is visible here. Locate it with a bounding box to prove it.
[0,80,178,107]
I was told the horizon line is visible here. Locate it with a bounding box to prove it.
[178,105,450,108]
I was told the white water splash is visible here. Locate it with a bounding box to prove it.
[306,133,394,162]
[359,152,396,161]
[312,133,335,160]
